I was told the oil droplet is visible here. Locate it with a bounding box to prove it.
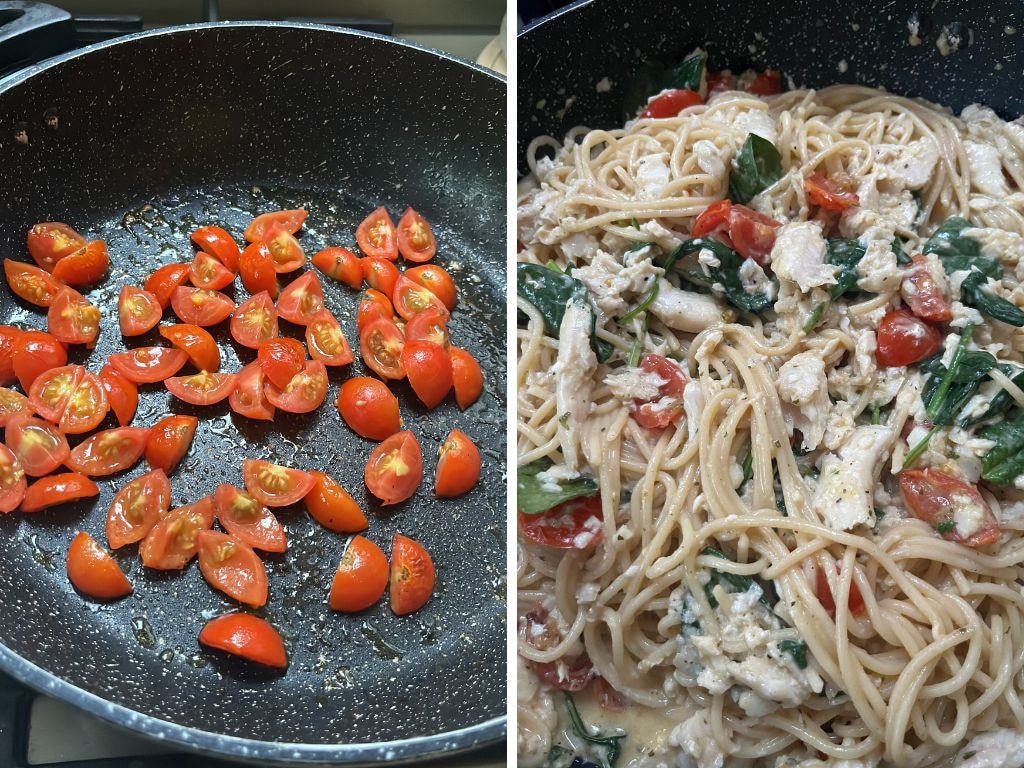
[23,534,57,572]
[131,616,156,648]
[359,621,404,661]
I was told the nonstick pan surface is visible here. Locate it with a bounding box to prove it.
[0,22,505,765]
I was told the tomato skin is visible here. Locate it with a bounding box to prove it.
[359,317,406,380]
[356,207,398,261]
[450,347,484,410]
[691,199,732,240]
[58,369,108,435]
[815,562,866,618]
[405,307,450,349]
[107,346,187,384]
[747,69,782,96]
[805,172,860,212]
[632,354,687,429]
[593,677,627,712]
[396,208,437,263]
[435,429,481,497]
[364,430,423,505]
[12,330,66,391]
[66,426,150,477]
[306,471,367,533]
[5,414,70,477]
[117,285,162,336]
[706,70,735,96]
[4,259,62,306]
[336,377,401,440]
[0,388,30,427]
[47,286,101,347]
[329,535,387,612]
[264,359,328,414]
[239,241,278,298]
[305,308,353,366]
[356,289,394,333]
[242,459,316,507]
[405,264,457,310]
[199,613,287,669]
[244,208,308,244]
[899,469,1000,547]
[213,483,287,553]
[230,292,279,349]
[640,88,702,118]
[257,337,305,390]
[312,247,362,289]
[727,205,781,266]
[264,224,307,274]
[228,362,275,421]
[140,497,214,570]
[361,257,400,297]
[392,275,449,321]
[144,263,191,309]
[528,655,594,692]
[159,323,220,373]
[191,226,241,273]
[519,495,603,549]
[27,222,85,272]
[189,252,236,291]
[67,532,132,600]
[99,364,138,426]
[106,468,170,549]
[876,309,943,367]
[20,472,99,513]
[401,341,452,408]
[165,371,237,406]
[170,286,235,326]
[0,444,27,512]
[28,364,79,422]
[902,254,954,323]
[389,533,435,615]
[51,240,109,286]
[276,271,324,325]
[0,326,23,386]
[145,414,198,474]
[197,530,268,608]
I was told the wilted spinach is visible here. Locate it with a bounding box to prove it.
[728,134,782,204]
[516,263,613,361]
[517,458,598,515]
[660,237,774,313]
[980,409,1024,486]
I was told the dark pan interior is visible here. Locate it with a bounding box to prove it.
[518,0,1024,174]
[0,22,505,765]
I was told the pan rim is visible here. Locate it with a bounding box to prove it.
[0,19,506,766]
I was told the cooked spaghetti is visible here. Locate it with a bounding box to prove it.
[516,56,1024,768]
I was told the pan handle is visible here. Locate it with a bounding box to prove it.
[0,1,75,77]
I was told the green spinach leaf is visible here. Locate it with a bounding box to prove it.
[919,325,996,426]
[826,238,867,299]
[980,409,1024,486]
[622,52,706,119]
[922,218,997,277]
[728,134,782,205]
[661,237,774,313]
[564,694,626,768]
[701,547,776,611]
[517,458,598,515]
[779,639,808,669]
[959,270,1024,327]
[961,364,1024,427]
[516,263,613,361]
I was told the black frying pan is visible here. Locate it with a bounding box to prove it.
[0,10,506,766]
[519,0,1024,176]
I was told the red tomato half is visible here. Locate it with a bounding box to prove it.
[106,468,170,549]
[276,271,324,325]
[359,317,406,380]
[228,362,275,421]
[190,252,235,291]
[118,285,162,337]
[28,364,79,422]
[191,226,241,272]
[244,208,308,243]
[213,483,287,553]
[404,264,457,310]
[6,413,70,476]
[20,472,99,513]
[389,533,435,615]
[48,287,100,347]
[706,70,735,96]
[805,172,860,212]
[159,323,220,373]
[26,222,85,272]
[0,388,30,428]
[747,69,782,96]
[11,330,66,392]
[99,365,138,426]
[519,495,603,549]
[392,275,449,321]
[239,241,278,298]
[632,353,687,429]
[690,199,732,241]
[242,459,316,507]
[876,309,943,367]
[199,613,287,668]
[145,414,198,474]
[257,337,305,390]
[305,308,353,367]
[231,292,278,350]
[306,472,367,533]
[140,497,214,570]
[435,428,481,497]
[197,530,268,608]
[899,469,1000,547]
[264,360,328,414]
[396,208,437,263]
[0,443,26,512]
[405,307,450,349]
[67,532,132,600]
[902,254,954,324]
[4,260,62,307]
[59,369,108,435]
[356,207,398,261]
[170,287,235,326]
[640,88,702,118]
[312,247,361,289]
[51,240,108,286]
[144,263,191,309]
[364,430,422,505]
[336,377,401,440]
[815,562,866,619]
[357,289,394,333]
[165,371,237,406]
[107,347,187,384]
[329,535,387,611]
[0,326,22,386]
[264,224,307,274]
[727,205,781,266]
[450,347,484,409]
[66,426,150,477]
[361,258,399,298]
[401,341,452,408]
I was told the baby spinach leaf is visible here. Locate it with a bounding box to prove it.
[960,364,1024,427]
[980,409,1024,486]
[919,325,996,426]
[959,270,1024,327]
[826,238,867,299]
[922,218,997,277]
[666,49,706,91]
[728,134,782,205]
[517,458,598,515]
[621,51,706,119]
[662,238,774,313]
[778,639,808,669]
[892,238,912,266]
[516,263,613,361]
[701,547,776,611]
[564,694,626,768]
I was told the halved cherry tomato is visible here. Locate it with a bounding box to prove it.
[356,207,397,261]
[117,285,162,336]
[396,208,437,263]
[264,359,328,414]
[902,254,954,323]
[528,655,594,692]
[276,271,323,325]
[706,70,735,96]
[336,377,401,440]
[0,444,26,512]
[145,414,198,474]
[329,535,387,612]
[159,323,220,373]
[0,388,30,427]
[519,495,603,549]
[747,69,782,96]
[59,369,108,435]
[305,308,353,366]
[199,613,287,669]
[99,364,138,426]
[11,330,66,391]
[306,471,367,533]
[899,469,1000,547]
[4,260,61,306]
[6,414,69,477]
[389,533,435,615]
[67,531,131,599]
[165,371,237,406]
[106,468,170,549]
[28,364,79,422]
[239,241,278,298]
[144,263,191,309]
[66,426,149,477]
[264,224,307,273]
[360,317,406,380]
[48,286,100,346]
[26,222,85,272]
[21,472,99,513]
[450,347,484,410]
[435,428,481,497]
[727,205,781,266]
[402,341,452,408]
[140,496,214,570]
[691,199,732,241]
[191,226,240,273]
[213,483,287,553]
[593,677,627,711]
[405,307,450,348]
[357,289,394,333]
[51,240,108,286]
[197,530,268,608]
[639,88,702,118]
[228,362,275,421]
[107,347,187,384]
[361,257,400,297]
[364,430,422,505]
[876,309,943,367]
[312,247,361,289]
[189,252,235,291]
[805,172,860,212]
[170,286,235,326]
[231,292,278,350]
[632,353,686,429]
[405,264,456,310]
[257,337,305,390]
[244,208,308,243]
[242,459,316,507]
[815,562,866,618]
[0,326,22,385]
[392,275,449,321]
